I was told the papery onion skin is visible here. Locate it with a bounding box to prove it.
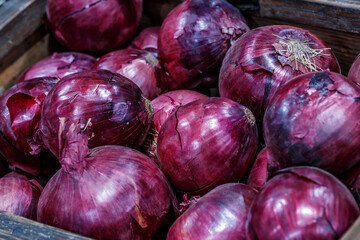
[145,90,207,163]
[40,70,153,159]
[129,26,160,52]
[16,52,96,83]
[246,166,359,240]
[348,53,360,84]
[219,25,340,123]
[0,77,60,177]
[157,97,258,196]
[45,0,142,53]
[91,48,165,100]
[263,71,360,175]
[0,172,42,220]
[167,183,257,240]
[37,145,178,240]
[158,0,250,90]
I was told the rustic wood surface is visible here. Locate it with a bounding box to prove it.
[341,216,360,240]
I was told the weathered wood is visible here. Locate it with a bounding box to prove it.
[259,0,360,34]
[0,211,93,240]
[341,216,360,240]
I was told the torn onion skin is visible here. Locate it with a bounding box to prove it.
[219,25,340,124]
[0,77,60,177]
[246,166,359,240]
[16,52,96,83]
[167,183,257,240]
[129,26,160,52]
[263,71,360,175]
[348,53,360,84]
[40,70,153,159]
[158,0,250,90]
[157,97,258,197]
[45,0,142,53]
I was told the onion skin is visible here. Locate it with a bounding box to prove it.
[167,183,257,240]
[45,0,142,53]
[16,52,96,83]
[40,70,153,159]
[91,48,165,100]
[37,145,178,240]
[263,71,360,175]
[246,166,360,240]
[348,53,360,84]
[157,97,258,196]
[219,25,340,123]
[341,163,360,207]
[0,172,42,220]
[129,26,160,52]
[0,77,60,177]
[158,0,250,90]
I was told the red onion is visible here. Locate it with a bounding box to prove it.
[40,70,153,159]
[145,90,207,163]
[341,163,360,207]
[157,97,258,196]
[16,52,96,83]
[246,166,359,239]
[0,172,42,220]
[158,0,250,90]
[45,0,142,53]
[263,71,360,175]
[37,121,178,239]
[348,53,360,84]
[0,77,60,177]
[91,48,165,100]
[219,25,341,123]
[167,183,257,240]
[129,26,160,52]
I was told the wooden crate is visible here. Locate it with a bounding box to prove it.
[0,0,360,239]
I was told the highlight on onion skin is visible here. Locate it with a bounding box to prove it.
[16,52,96,83]
[158,0,250,90]
[263,71,360,175]
[348,53,360,84]
[157,97,258,197]
[40,70,153,159]
[45,0,143,53]
[0,172,42,220]
[246,166,360,240]
[0,77,60,177]
[91,48,165,100]
[219,25,341,123]
[144,90,208,163]
[167,183,257,240]
[129,26,160,52]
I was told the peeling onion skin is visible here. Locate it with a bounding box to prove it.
[129,26,160,52]
[16,52,96,83]
[0,172,42,221]
[0,77,60,177]
[158,0,250,90]
[157,97,258,196]
[219,25,340,123]
[40,70,153,159]
[167,183,256,240]
[91,48,165,100]
[45,0,143,53]
[348,53,360,84]
[246,167,360,240]
[37,145,178,240]
[263,71,360,175]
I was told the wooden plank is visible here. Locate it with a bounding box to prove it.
[341,216,360,240]
[259,0,360,33]
[0,211,93,240]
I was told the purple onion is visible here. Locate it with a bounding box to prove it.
[167,183,257,240]
[263,71,360,175]
[158,0,249,90]
[129,26,160,52]
[16,52,96,83]
[348,53,360,84]
[342,163,360,207]
[157,97,258,196]
[246,166,359,239]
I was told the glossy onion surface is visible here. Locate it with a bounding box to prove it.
[157,97,258,196]
[246,167,359,240]
[219,25,340,122]
[158,0,249,90]
[348,53,360,84]
[45,0,142,53]
[129,26,160,52]
[167,183,256,240]
[40,70,153,158]
[263,71,360,175]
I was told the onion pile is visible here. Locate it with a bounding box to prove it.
[348,53,360,84]
[129,26,160,52]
